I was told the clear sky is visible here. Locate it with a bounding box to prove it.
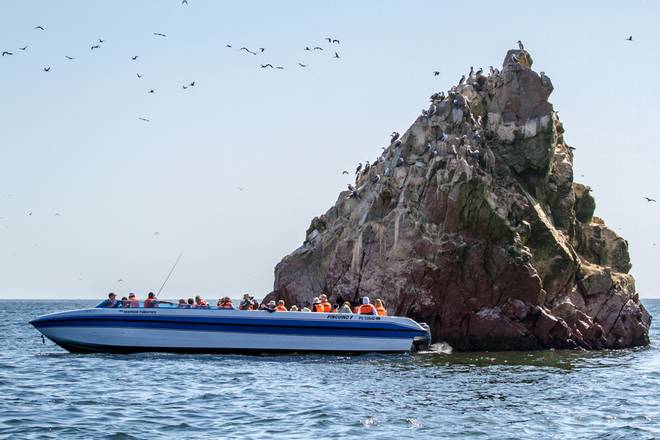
[1,0,659,299]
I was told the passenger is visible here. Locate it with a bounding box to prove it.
[178,298,188,308]
[312,297,324,313]
[187,298,195,308]
[120,296,129,307]
[144,292,159,308]
[374,298,388,316]
[264,300,277,313]
[239,294,258,310]
[128,293,140,308]
[218,296,234,309]
[357,297,377,315]
[99,292,120,308]
[332,304,339,313]
[276,300,287,312]
[338,302,353,314]
[319,294,332,313]
[353,298,363,314]
[290,305,299,312]
[194,295,209,308]
[301,306,311,312]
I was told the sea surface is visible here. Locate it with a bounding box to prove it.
[0,299,658,439]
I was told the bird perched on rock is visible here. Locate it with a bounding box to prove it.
[390,132,400,143]
[489,66,495,75]
[517,40,524,50]
[396,157,405,167]
[427,104,437,117]
[363,161,371,173]
[469,66,474,78]
[643,197,656,202]
[458,75,465,85]
[394,139,402,148]
[476,67,483,76]
[347,184,355,192]
[355,163,362,175]
[371,174,381,184]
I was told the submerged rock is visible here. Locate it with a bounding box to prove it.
[265,49,651,350]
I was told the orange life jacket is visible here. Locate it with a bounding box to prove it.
[276,305,287,312]
[375,306,387,316]
[353,306,359,314]
[144,298,157,308]
[321,302,332,313]
[358,304,376,315]
[313,303,325,312]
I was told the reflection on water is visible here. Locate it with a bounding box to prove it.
[0,299,658,439]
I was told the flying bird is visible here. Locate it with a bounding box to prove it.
[298,63,307,67]
[433,71,440,76]
[138,117,150,122]
[237,187,245,192]
[333,52,340,58]
[225,44,232,48]
[136,73,143,78]
[154,33,167,37]
[34,26,45,30]
[643,197,656,202]
[626,36,633,41]
[154,231,160,235]
[131,55,138,60]
[148,89,155,93]
[1,51,12,56]
[313,46,323,51]
[43,66,50,72]
[98,38,105,43]
[189,81,195,87]
[342,170,349,175]
[332,39,340,44]
[19,46,28,51]
[240,47,257,55]
[117,279,124,283]
[259,48,265,52]
[182,0,188,4]
[54,213,61,216]
[182,85,188,89]
[260,64,273,68]
[275,66,284,69]
[65,55,75,60]
[325,37,332,43]
[304,46,311,51]
[91,45,100,50]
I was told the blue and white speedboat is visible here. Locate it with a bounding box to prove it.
[30,305,431,354]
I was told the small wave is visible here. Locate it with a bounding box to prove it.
[418,342,453,355]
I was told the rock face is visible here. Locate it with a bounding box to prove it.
[265,49,651,350]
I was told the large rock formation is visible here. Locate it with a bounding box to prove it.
[265,49,651,350]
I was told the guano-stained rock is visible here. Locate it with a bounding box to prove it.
[265,48,651,351]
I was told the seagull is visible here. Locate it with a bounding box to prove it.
[517,40,524,50]
[138,117,150,122]
[342,170,349,175]
[313,46,323,51]
[34,26,45,30]
[433,71,440,76]
[643,197,656,202]
[332,39,340,44]
[148,89,155,93]
[626,36,633,41]
[334,52,340,59]
[298,62,307,67]
[136,73,143,78]
[154,32,167,37]
[43,66,50,72]
[19,46,28,51]
[65,55,75,60]
[131,55,138,60]
[260,64,274,68]
[91,45,100,50]
[98,38,105,43]
[1,51,12,56]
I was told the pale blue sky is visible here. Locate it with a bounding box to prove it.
[1,0,659,299]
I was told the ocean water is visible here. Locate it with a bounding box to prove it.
[0,300,658,439]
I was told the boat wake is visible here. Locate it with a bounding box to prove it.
[417,342,453,355]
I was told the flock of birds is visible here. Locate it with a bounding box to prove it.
[1,16,343,123]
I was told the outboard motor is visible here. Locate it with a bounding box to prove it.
[412,322,431,352]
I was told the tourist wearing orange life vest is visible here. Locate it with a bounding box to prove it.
[218,297,234,309]
[194,295,209,308]
[276,300,288,312]
[374,298,387,316]
[319,294,332,313]
[312,297,325,312]
[357,297,378,315]
[144,292,159,308]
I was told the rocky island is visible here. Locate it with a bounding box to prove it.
[265,49,651,351]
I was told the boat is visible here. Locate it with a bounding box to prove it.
[30,304,431,354]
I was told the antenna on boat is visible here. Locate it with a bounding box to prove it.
[156,252,183,297]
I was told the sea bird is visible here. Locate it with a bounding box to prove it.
[433,71,440,76]
[34,26,45,30]
[154,32,167,37]
[65,55,75,60]
[1,51,12,56]
[136,73,143,78]
[342,170,349,175]
[626,36,633,41]
[91,45,100,50]
[148,89,155,93]
[334,52,340,58]
[313,46,323,51]
[138,117,150,122]
[332,39,340,44]
[98,38,105,43]
[131,55,138,60]
[517,40,524,50]
[43,66,50,72]
[19,46,28,51]
[298,62,307,67]
[390,132,400,143]
[355,162,362,175]
[643,197,657,202]
[260,64,273,68]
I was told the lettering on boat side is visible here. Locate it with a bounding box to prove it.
[119,310,157,315]
[325,315,381,321]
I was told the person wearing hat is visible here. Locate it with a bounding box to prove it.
[194,295,209,308]
[99,292,119,308]
[263,300,277,313]
[144,292,159,308]
[239,293,258,310]
[276,300,288,312]
[319,294,332,313]
[312,297,324,313]
[218,296,234,309]
[290,305,299,312]
[338,301,353,314]
[357,297,377,315]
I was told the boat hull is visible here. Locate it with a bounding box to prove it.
[30,308,430,354]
